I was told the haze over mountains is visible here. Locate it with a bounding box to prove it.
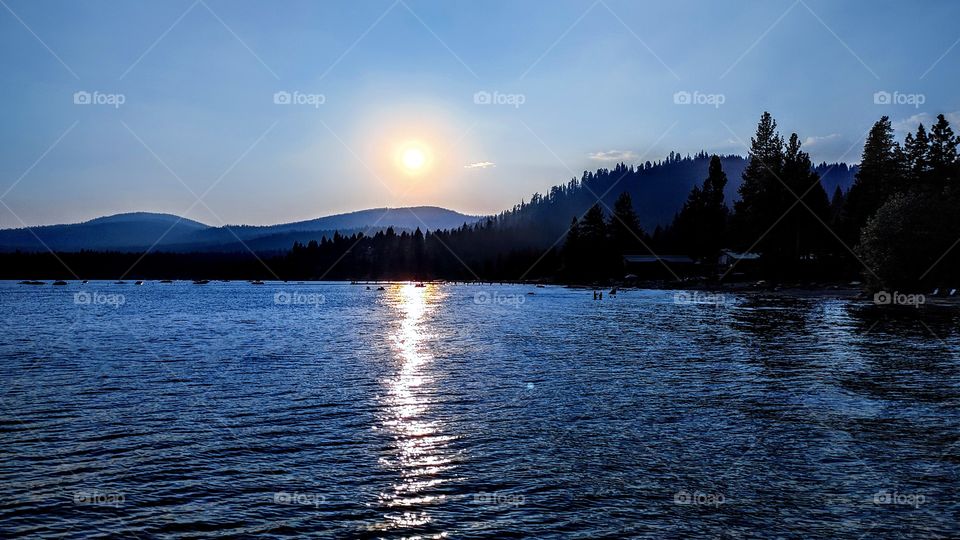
[0,154,858,253]
[0,207,480,253]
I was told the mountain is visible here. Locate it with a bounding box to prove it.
[0,213,209,252]
[0,207,481,253]
[0,155,857,254]
[491,153,857,247]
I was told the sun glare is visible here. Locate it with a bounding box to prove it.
[397,142,431,176]
[402,148,426,171]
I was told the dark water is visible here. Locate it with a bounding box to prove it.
[1,281,958,538]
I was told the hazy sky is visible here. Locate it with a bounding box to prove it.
[1,0,958,227]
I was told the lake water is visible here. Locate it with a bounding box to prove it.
[1,281,958,538]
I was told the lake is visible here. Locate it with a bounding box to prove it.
[1,281,958,538]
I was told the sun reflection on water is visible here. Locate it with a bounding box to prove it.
[375,283,457,536]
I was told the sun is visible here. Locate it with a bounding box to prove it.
[402,147,426,171]
[396,141,432,176]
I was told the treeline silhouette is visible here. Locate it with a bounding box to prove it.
[2,112,956,291]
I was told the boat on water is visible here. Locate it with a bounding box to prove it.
[193,280,210,285]
[53,280,68,286]
[160,280,173,284]
[114,281,127,285]
[250,280,264,285]
[19,280,45,285]
[415,282,426,288]
[377,286,386,291]
[135,280,144,285]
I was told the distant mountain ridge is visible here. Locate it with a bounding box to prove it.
[0,207,481,253]
[488,153,857,247]
[0,154,857,254]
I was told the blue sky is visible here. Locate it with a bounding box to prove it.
[0,0,958,227]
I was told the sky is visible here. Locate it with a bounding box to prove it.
[0,0,958,228]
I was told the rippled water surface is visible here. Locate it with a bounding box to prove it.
[1,281,959,538]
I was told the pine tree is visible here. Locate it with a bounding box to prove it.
[609,192,645,253]
[829,185,844,224]
[580,204,611,280]
[673,155,729,260]
[783,133,830,259]
[733,112,784,253]
[562,217,582,279]
[929,114,958,193]
[580,204,607,243]
[904,124,930,188]
[703,154,728,212]
[842,116,902,243]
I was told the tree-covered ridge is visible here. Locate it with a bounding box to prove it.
[3,111,953,291]
[484,151,854,244]
[558,111,959,288]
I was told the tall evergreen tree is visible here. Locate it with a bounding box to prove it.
[733,112,784,252]
[829,185,844,225]
[843,116,903,243]
[673,155,729,260]
[579,204,611,280]
[609,192,645,254]
[782,133,831,258]
[580,204,607,243]
[562,216,582,278]
[734,112,783,249]
[928,114,959,193]
[904,124,931,188]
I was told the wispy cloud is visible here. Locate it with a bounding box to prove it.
[588,150,637,162]
[803,133,841,147]
[464,161,495,169]
[892,111,960,136]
